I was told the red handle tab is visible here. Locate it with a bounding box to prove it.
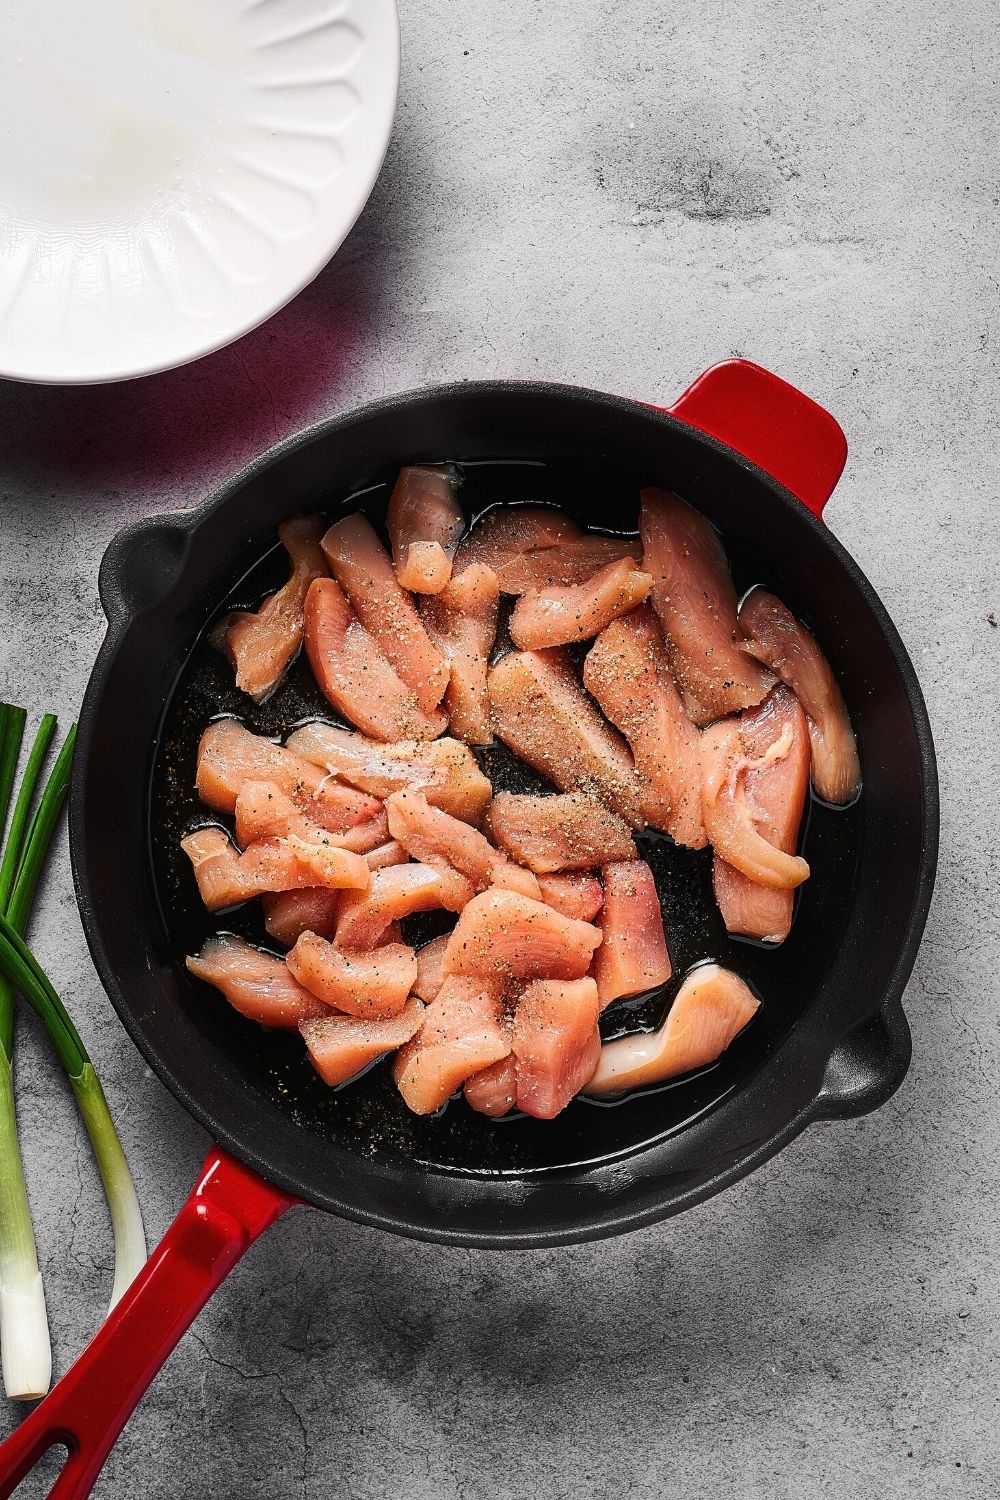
[0,1147,294,1500]
[665,358,847,518]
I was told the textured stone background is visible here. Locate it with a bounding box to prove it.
[1,0,997,1494]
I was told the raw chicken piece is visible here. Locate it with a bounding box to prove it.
[392,976,510,1115]
[488,862,546,900]
[180,828,249,911]
[287,932,418,1018]
[455,505,642,593]
[712,685,811,942]
[365,840,409,871]
[443,889,601,981]
[385,788,540,900]
[221,515,328,702]
[639,488,772,724]
[536,872,604,923]
[186,935,327,1028]
[400,542,452,594]
[701,688,811,890]
[263,888,342,947]
[489,649,644,827]
[320,513,449,713]
[386,466,465,594]
[508,557,653,650]
[420,563,499,744]
[300,999,426,1087]
[463,1055,518,1117]
[286,723,492,825]
[455,505,581,579]
[512,977,601,1119]
[196,719,381,833]
[586,963,759,1094]
[304,577,447,742]
[593,860,671,1009]
[413,934,450,1001]
[583,606,705,848]
[181,828,370,912]
[493,538,645,595]
[486,791,636,873]
[738,588,861,805]
[234,781,389,854]
[336,862,473,950]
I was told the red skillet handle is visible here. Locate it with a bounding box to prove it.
[664,358,848,518]
[0,1147,294,1500]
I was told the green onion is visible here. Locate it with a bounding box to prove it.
[0,706,27,846]
[0,917,146,1313]
[0,707,48,1399]
[0,714,146,1398]
[0,715,56,921]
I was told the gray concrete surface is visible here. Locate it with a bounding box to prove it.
[0,0,997,1494]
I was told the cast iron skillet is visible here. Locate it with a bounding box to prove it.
[0,361,938,1499]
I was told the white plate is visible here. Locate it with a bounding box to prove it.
[0,0,399,384]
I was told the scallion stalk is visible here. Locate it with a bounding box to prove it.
[0,716,146,1400]
[0,707,49,1399]
[0,915,147,1316]
[0,716,56,926]
[0,707,27,845]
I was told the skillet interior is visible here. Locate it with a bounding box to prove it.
[72,385,936,1244]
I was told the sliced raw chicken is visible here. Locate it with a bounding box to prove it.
[488,649,644,827]
[336,862,473,950]
[583,605,705,848]
[456,505,642,593]
[220,515,328,702]
[512,977,601,1119]
[385,788,540,899]
[320,513,449,712]
[488,862,546,899]
[304,577,446,742]
[508,557,653,650]
[463,1055,518,1117]
[738,588,861,805]
[287,931,418,1018]
[486,791,636,873]
[536,871,604,923]
[420,563,500,744]
[414,934,450,1001]
[365,840,409,871]
[286,723,492,825]
[455,505,581,579]
[443,888,601,981]
[181,828,248,911]
[263,888,342,947]
[300,998,426,1087]
[196,719,381,832]
[181,828,370,912]
[186,934,327,1028]
[586,963,759,1094]
[386,466,465,594]
[234,781,389,854]
[514,539,646,594]
[701,687,811,890]
[639,488,772,724]
[593,860,672,1009]
[495,538,645,595]
[392,976,510,1115]
[712,684,811,942]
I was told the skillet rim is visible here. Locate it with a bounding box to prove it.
[69,379,939,1245]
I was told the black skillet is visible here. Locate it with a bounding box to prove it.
[0,360,938,1498]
